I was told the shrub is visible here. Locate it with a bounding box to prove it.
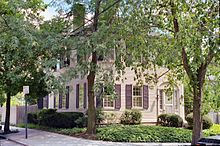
[203,124,220,136]
[157,114,183,127]
[203,115,213,129]
[168,114,183,127]
[104,113,117,124]
[27,112,38,124]
[96,108,105,125]
[61,112,86,128]
[120,110,142,125]
[39,112,72,128]
[186,113,213,129]
[157,114,168,126]
[37,109,86,128]
[96,125,192,142]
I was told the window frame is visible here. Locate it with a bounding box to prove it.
[132,86,143,108]
[103,95,115,109]
[103,87,115,109]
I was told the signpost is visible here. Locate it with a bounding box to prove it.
[23,86,29,139]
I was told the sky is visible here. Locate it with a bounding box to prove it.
[41,0,57,20]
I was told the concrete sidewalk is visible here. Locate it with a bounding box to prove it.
[3,127,190,146]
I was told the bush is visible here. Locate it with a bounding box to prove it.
[96,125,192,142]
[186,113,213,129]
[157,114,168,126]
[96,108,105,125]
[37,109,86,128]
[27,112,38,124]
[120,110,142,125]
[168,114,183,127]
[157,114,183,127]
[203,124,220,136]
[61,112,86,128]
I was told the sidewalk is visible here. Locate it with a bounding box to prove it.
[3,127,190,146]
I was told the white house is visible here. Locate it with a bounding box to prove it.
[39,50,185,124]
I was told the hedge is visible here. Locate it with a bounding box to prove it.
[96,125,192,142]
[28,109,86,128]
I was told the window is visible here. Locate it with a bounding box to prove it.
[55,95,59,108]
[103,87,114,108]
[103,97,114,108]
[159,90,164,109]
[133,86,142,107]
[62,94,66,109]
[43,96,48,108]
[79,84,84,108]
[165,90,173,105]
[174,90,178,109]
[159,89,178,109]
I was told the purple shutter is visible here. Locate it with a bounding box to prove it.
[66,86,69,109]
[143,85,149,109]
[38,97,43,109]
[83,83,87,109]
[46,95,49,108]
[54,95,56,108]
[59,94,62,109]
[115,84,121,109]
[125,84,132,109]
[76,84,79,109]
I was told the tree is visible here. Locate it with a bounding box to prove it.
[0,0,50,133]
[116,0,219,144]
[49,0,122,134]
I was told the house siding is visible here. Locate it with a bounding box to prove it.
[45,56,185,123]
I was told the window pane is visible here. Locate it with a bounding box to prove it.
[103,96,114,108]
[62,95,66,109]
[133,86,141,96]
[159,90,163,109]
[133,96,142,107]
[165,92,173,104]
[79,84,84,108]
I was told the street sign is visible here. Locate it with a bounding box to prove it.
[23,86,29,95]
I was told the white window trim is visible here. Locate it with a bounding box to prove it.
[103,95,115,109]
[132,86,143,108]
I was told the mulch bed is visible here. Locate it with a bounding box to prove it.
[73,132,97,140]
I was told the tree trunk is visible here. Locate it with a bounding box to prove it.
[86,56,97,134]
[86,0,101,134]
[4,92,11,133]
[191,85,203,145]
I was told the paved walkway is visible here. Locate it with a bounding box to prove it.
[2,127,190,146]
